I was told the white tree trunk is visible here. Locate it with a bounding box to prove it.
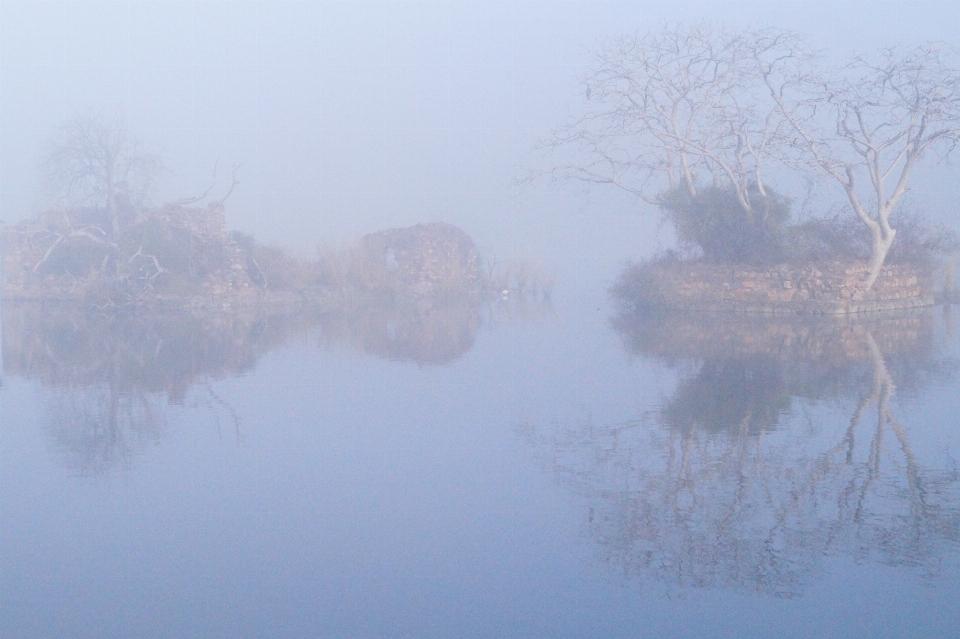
[859,225,896,296]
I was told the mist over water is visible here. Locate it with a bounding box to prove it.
[3,295,960,638]
[3,2,960,638]
[3,2,959,281]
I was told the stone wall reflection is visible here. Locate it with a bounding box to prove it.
[315,296,481,366]
[520,308,960,595]
[313,293,551,366]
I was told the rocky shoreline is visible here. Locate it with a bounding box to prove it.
[614,259,939,316]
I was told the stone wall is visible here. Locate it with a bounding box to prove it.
[361,222,480,295]
[645,261,934,314]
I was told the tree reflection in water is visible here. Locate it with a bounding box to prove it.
[3,301,312,475]
[41,383,167,476]
[519,309,960,596]
[2,293,552,474]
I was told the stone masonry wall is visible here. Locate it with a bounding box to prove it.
[362,222,480,294]
[648,261,933,314]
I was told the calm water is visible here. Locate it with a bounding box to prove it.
[2,287,959,639]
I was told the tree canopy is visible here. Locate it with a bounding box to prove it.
[543,24,960,290]
[42,112,163,233]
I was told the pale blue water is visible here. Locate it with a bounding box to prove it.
[2,289,959,639]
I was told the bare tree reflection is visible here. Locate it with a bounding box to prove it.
[520,312,960,595]
[4,291,552,473]
[200,380,244,443]
[3,301,315,475]
[43,382,166,476]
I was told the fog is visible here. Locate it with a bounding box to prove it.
[4,5,960,637]
[2,1,958,282]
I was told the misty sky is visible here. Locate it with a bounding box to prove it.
[2,1,958,279]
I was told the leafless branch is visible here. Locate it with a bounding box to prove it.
[772,42,960,291]
[213,163,241,205]
[177,161,219,206]
[536,24,814,217]
[41,112,163,234]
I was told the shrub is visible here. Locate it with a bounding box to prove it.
[119,217,191,278]
[231,231,310,291]
[609,251,680,316]
[784,209,959,266]
[658,185,791,264]
[783,214,868,264]
[886,214,959,266]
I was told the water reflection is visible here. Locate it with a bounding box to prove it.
[663,355,788,436]
[3,301,317,474]
[314,293,552,365]
[2,293,551,473]
[520,308,960,596]
[316,297,481,365]
[2,302,310,399]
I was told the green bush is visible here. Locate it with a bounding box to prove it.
[118,218,232,285]
[886,214,959,265]
[784,210,959,266]
[119,218,191,279]
[783,214,868,263]
[609,252,678,316]
[314,241,394,293]
[658,185,791,264]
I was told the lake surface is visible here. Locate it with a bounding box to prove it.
[2,286,959,639]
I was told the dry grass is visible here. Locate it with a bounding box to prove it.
[481,257,554,302]
[314,240,399,295]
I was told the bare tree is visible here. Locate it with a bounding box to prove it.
[541,24,811,219]
[543,26,960,291]
[770,44,960,292]
[42,112,163,234]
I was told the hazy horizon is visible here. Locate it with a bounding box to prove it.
[3,1,959,281]
[3,5,960,637]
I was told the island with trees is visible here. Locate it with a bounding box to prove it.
[541,24,959,314]
[4,25,958,317]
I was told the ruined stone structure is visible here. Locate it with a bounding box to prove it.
[361,222,480,295]
[1,203,258,306]
[2,209,485,312]
[642,261,934,314]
